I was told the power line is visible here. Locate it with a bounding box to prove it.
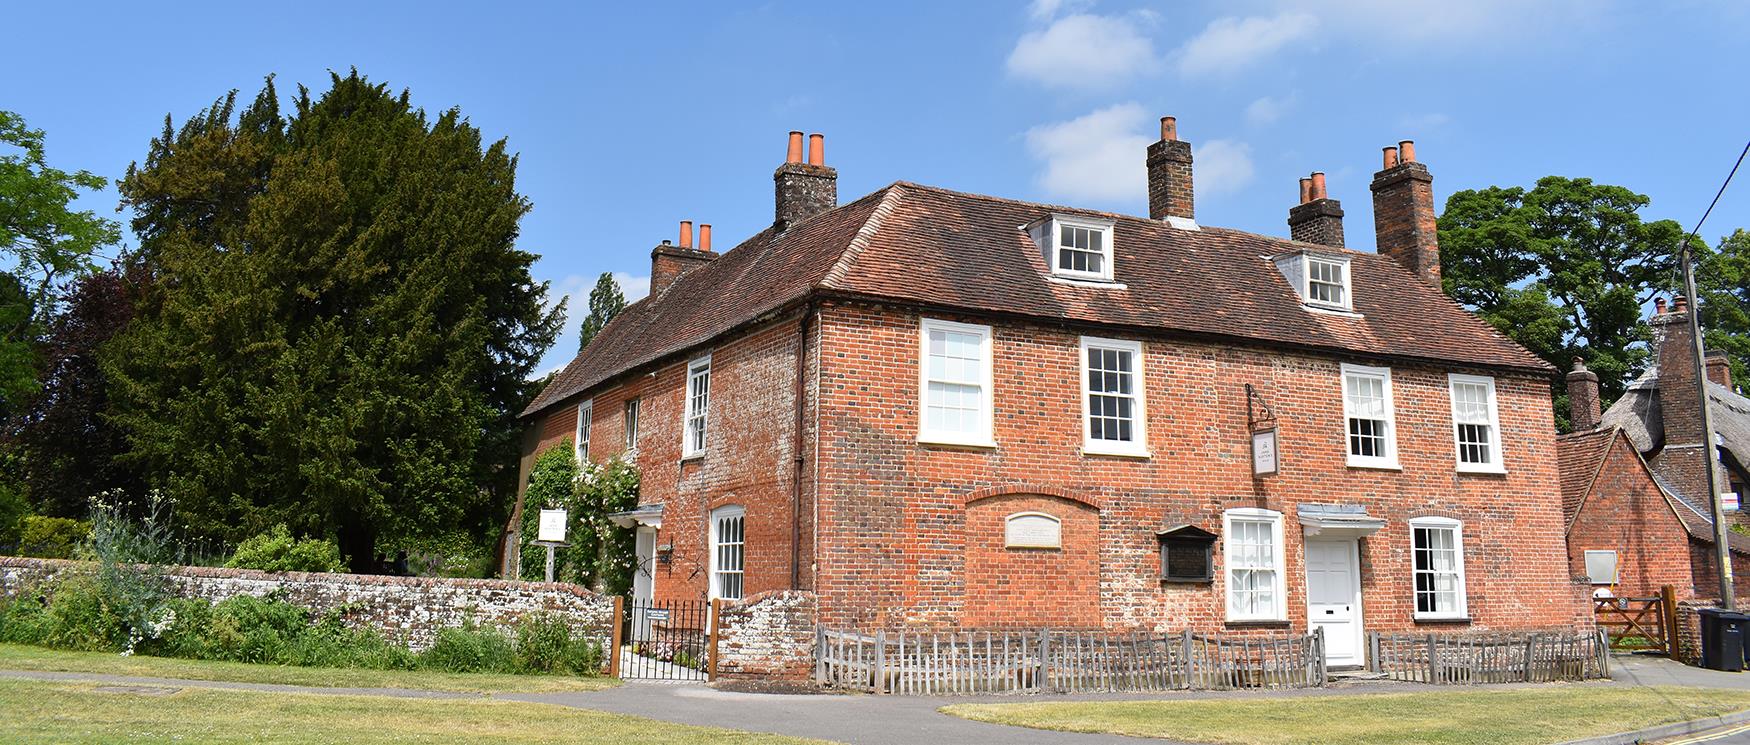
[1684,139,1750,244]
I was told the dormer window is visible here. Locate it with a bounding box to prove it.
[1272,250,1352,312]
[1031,214,1116,282]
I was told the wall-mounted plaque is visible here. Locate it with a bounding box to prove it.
[1005,512,1062,549]
[1252,428,1279,476]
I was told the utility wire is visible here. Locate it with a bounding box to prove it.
[1684,139,1750,244]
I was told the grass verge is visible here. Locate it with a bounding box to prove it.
[0,678,824,744]
[0,643,617,694]
[942,685,1750,745]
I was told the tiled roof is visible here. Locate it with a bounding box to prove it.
[524,181,1551,418]
[1556,427,1618,526]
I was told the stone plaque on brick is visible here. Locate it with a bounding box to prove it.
[538,509,567,543]
[1252,428,1279,476]
[1005,512,1061,549]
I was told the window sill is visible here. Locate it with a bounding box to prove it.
[1346,459,1402,471]
[1455,465,1507,476]
[1048,275,1127,289]
[1082,444,1151,460]
[1413,615,1473,625]
[679,453,705,464]
[1303,303,1361,318]
[917,436,998,450]
[1161,577,1213,585]
[1225,619,1291,629]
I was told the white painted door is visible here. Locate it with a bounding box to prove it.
[632,527,656,642]
[1305,539,1364,667]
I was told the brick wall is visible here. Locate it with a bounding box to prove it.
[813,301,1590,635]
[0,557,613,652]
[1687,540,1750,600]
[713,589,817,689]
[963,491,1101,627]
[521,310,817,603]
[1566,435,1698,598]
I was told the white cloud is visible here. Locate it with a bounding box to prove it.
[1027,0,1092,21]
[537,271,651,376]
[1244,94,1296,126]
[611,271,651,302]
[1024,102,1151,204]
[1194,139,1256,197]
[1007,13,1158,90]
[1174,13,1318,77]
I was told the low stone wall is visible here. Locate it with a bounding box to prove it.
[713,590,817,690]
[0,556,612,652]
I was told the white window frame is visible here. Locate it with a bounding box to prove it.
[1341,363,1400,470]
[1303,255,1351,311]
[1223,508,1286,622]
[574,399,593,464]
[709,505,745,601]
[1049,216,1115,281]
[918,318,996,447]
[682,355,711,458]
[1448,374,1505,473]
[623,398,641,452]
[1409,516,1468,620]
[1079,336,1149,457]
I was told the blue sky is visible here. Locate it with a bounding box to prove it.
[6,1,1748,374]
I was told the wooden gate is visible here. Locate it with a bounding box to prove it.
[1594,585,1678,658]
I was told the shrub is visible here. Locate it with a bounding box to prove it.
[514,612,574,674]
[517,440,579,582]
[17,516,87,559]
[419,621,517,674]
[226,525,343,573]
[0,593,52,645]
[565,635,606,675]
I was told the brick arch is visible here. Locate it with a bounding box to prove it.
[961,490,1101,628]
[963,484,1101,511]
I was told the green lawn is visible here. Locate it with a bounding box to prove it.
[942,685,1750,745]
[0,643,617,694]
[0,678,824,744]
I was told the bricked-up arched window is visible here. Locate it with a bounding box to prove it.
[709,505,744,600]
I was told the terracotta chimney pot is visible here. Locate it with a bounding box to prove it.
[1655,297,1668,314]
[785,131,804,164]
[1161,116,1178,142]
[807,133,824,166]
[1310,172,1328,201]
[678,220,693,249]
[1298,177,1313,205]
[699,223,713,252]
[1382,146,1399,169]
[1398,140,1416,163]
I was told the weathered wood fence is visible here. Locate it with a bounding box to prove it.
[816,627,1326,695]
[1594,586,1679,658]
[1368,630,1609,684]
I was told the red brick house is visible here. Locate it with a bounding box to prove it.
[1560,302,1750,601]
[518,121,1591,669]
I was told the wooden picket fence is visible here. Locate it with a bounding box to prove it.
[1369,630,1609,684]
[815,626,1326,695]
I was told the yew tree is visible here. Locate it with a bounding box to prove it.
[107,73,564,570]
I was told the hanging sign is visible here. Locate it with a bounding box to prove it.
[537,508,568,543]
[1252,428,1279,476]
[1726,491,1742,512]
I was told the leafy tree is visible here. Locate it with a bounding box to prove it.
[225,524,344,573]
[576,273,625,351]
[1440,176,1693,428]
[106,72,564,571]
[0,111,120,410]
[1692,229,1750,387]
[8,266,147,518]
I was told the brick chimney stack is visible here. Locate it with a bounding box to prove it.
[1649,294,1724,502]
[1567,357,1601,431]
[1370,140,1441,286]
[774,131,837,231]
[1287,171,1345,247]
[650,220,717,295]
[1147,116,1194,222]
[1707,350,1733,390]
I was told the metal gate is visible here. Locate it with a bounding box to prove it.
[608,597,716,681]
[1594,585,1678,658]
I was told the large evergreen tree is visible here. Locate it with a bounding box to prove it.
[107,72,564,570]
[1439,176,1693,428]
[576,272,625,351]
[1692,229,1750,387]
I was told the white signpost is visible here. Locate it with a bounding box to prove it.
[533,508,570,583]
